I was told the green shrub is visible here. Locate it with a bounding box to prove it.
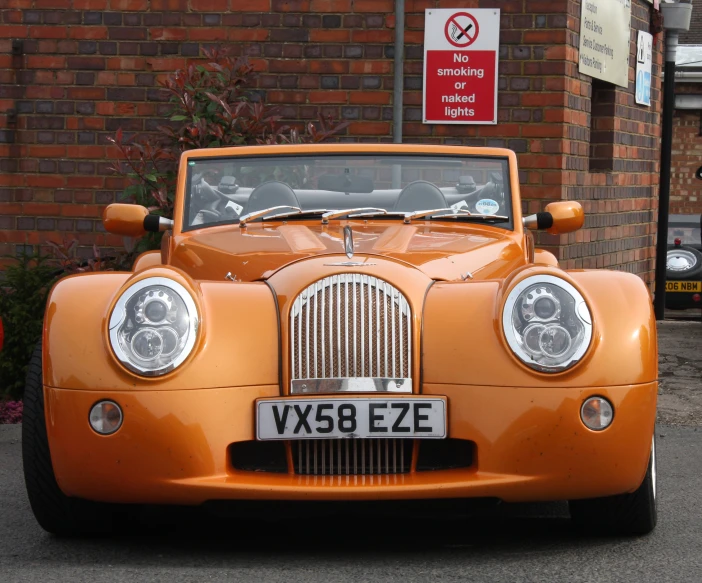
[0,253,58,399]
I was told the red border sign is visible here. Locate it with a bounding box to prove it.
[444,12,480,48]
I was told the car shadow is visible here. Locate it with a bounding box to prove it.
[35,500,632,564]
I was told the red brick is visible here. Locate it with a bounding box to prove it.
[189,28,228,41]
[69,27,109,40]
[348,122,391,135]
[0,26,29,38]
[310,0,350,10]
[229,0,270,10]
[191,0,228,10]
[150,28,188,41]
[29,26,67,39]
[308,91,347,104]
[145,58,187,71]
[310,61,349,74]
[350,61,392,74]
[349,92,391,105]
[353,0,393,10]
[229,29,268,41]
[309,30,350,42]
[110,0,149,8]
[351,30,393,43]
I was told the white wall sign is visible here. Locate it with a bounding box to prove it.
[636,30,653,106]
[422,9,500,125]
[578,0,632,88]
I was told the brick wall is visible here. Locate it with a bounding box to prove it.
[671,83,702,215]
[0,0,663,283]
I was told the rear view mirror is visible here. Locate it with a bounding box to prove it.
[103,204,173,237]
[523,201,584,235]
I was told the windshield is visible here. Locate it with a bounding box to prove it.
[183,154,513,231]
[668,215,701,246]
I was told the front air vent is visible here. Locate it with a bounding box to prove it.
[294,438,412,476]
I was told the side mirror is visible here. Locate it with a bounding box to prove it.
[102,204,174,237]
[523,201,584,235]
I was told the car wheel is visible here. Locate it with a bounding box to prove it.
[22,342,117,536]
[666,246,702,280]
[568,436,657,536]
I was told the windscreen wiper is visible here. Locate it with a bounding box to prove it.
[404,208,508,222]
[432,212,509,222]
[262,208,330,220]
[321,208,387,224]
[238,206,300,227]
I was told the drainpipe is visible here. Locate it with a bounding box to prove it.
[391,0,405,188]
[654,1,692,320]
[393,0,405,144]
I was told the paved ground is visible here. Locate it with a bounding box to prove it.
[658,320,702,426]
[0,320,701,583]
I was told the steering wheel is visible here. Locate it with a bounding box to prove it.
[191,178,241,223]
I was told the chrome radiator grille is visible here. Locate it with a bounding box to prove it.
[290,274,412,392]
[295,439,412,475]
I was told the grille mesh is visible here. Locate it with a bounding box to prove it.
[290,274,411,383]
[295,439,412,475]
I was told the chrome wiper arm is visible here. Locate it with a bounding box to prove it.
[262,208,330,220]
[346,210,412,219]
[434,212,509,221]
[321,208,386,224]
[239,206,301,227]
[402,208,458,223]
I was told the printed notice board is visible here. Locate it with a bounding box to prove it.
[423,9,500,125]
[636,30,653,107]
[578,0,631,88]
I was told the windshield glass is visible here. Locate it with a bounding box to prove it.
[668,215,701,246]
[183,154,513,231]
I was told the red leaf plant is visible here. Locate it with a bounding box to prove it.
[108,47,348,251]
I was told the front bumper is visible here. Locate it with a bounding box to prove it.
[45,382,657,505]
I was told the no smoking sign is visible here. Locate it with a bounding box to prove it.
[423,9,500,124]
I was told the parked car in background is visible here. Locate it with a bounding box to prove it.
[23,144,658,537]
[666,214,702,310]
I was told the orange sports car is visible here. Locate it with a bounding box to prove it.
[23,144,658,536]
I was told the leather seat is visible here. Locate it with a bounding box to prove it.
[241,181,300,215]
[393,181,448,212]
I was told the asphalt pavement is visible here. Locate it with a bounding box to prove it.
[0,320,700,583]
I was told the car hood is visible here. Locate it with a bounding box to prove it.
[169,222,526,282]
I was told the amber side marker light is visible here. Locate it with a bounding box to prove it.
[89,401,123,435]
[580,397,613,431]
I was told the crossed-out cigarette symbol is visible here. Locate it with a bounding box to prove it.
[445,13,479,48]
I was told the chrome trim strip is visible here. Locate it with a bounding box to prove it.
[291,378,412,394]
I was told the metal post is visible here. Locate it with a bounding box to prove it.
[654,31,679,320]
[391,0,405,189]
[393,0,405,144]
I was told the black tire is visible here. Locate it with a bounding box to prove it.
[569,437,657,536]
[22,342,116,536]
[666,245,702,281]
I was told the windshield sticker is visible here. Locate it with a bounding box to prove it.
[451,199,469,211]
[225,201,243,215]
[475,199,500,215]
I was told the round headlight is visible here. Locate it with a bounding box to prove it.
[108,277,199,376]
[502,275,592,372]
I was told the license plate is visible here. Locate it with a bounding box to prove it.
[256,398,447,440]
[666,281,701,292]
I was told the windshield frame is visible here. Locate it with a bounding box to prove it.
[180,151,516,233]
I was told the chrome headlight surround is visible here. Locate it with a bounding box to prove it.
[502,275,592,373]
[108,277,199,376]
